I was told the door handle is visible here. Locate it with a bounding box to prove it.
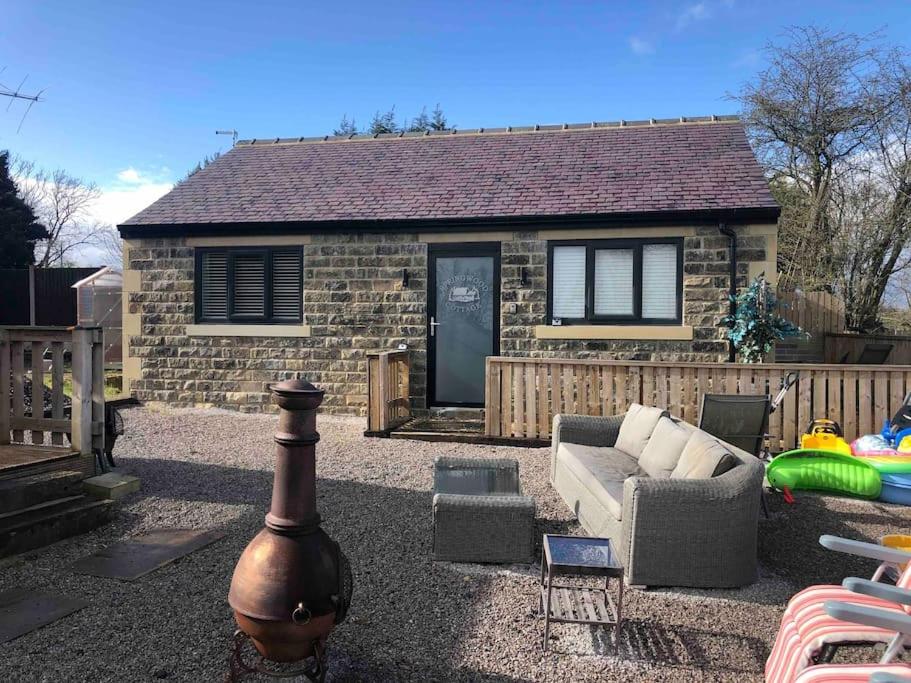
[430,316,442,337]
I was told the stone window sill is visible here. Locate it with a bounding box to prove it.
[185,324,311,338]
[534,325,694,341]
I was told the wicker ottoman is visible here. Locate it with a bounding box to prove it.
[432,456,536,563]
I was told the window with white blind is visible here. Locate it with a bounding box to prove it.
[195,247,302,324]
[548,238,682,324]
[551,246,586,319]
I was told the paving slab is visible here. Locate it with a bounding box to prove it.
[0,588,88,643]
[68,528,227,581]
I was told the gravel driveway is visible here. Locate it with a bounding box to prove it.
[2,406,910,682]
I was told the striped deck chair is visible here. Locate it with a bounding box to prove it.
[792,663,911,682]
[766,536,911,682]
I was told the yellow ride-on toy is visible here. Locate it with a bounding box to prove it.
[800,418,852,455]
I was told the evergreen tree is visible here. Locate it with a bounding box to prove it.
[333,105,451,135]
[0,151,48,267]
[430,103,449,131]
[180,152,221,184]
[368,107,400,135]
[406,107,432,133]
[333,114,358,137]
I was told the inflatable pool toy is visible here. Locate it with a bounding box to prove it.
[852,434,911,458]
[881,392,911,447]
[801,419,852,455]
[766,449,882,499]
[879,474,911,505]
[854,455,911,475]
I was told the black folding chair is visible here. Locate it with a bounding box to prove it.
[698,394,771,459]
[699,393,772,518]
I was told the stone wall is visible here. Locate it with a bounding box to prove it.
[122,224,776,415]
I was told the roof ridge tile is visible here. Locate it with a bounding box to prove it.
[237,114,740,146]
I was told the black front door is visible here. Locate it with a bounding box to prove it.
[428,244,500,407]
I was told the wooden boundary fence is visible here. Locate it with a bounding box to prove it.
[778,290,845,338]
[485,356,911,451]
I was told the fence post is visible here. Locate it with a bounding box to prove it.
[92,328,105,454]
[0,329,9,445]
[71,327,94,455]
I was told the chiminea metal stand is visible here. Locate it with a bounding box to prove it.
[227,379,352,682]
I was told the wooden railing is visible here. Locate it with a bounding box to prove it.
[485,356,911,451]
[366,350,411,434]
[0,326,105,454]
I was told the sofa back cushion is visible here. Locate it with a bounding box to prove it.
[615,403,666,459]
[638,417,692,479]
[670,429,738,479]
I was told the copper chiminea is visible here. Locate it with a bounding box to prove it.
[228,379,352,681]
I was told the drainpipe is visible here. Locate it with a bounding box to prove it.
[719,222,737,362]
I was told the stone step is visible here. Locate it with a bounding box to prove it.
[0,470,86,515]
[0,495,114,559]
[429,407,485,421]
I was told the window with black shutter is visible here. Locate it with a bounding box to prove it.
[195,247,303,324]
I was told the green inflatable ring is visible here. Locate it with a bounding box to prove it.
[766,449,882,499]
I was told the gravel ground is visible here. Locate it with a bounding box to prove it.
[2,406,911,682]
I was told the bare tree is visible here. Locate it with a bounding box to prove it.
[96,225,123,267]
[736,27,911,331]
[735,27,898,288]
[833,63,911,330]
[14,159,106,267]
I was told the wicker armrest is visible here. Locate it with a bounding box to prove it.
[552,414,624,448]
[619,460,764,586]
[551,413,624,480]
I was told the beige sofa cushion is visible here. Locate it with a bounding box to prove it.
[556,442,642,519]
[638,417,692,479]
[670,430,738,479]
[615,403,666,459]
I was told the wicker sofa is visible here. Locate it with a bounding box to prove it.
[551,404,764,588]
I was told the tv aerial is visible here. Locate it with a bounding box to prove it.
[216,129,238,146]
[0,70,44,132]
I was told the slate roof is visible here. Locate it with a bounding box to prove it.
[121,116,778,231]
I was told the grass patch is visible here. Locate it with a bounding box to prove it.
[44,371,123,400]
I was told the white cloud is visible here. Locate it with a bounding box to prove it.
[116,167,142,184]
[629,36,655,55]
[91,177,173,226]
[82,169,173,266]
[676,2,710,30]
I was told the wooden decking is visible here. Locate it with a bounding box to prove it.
[0,444,92,481]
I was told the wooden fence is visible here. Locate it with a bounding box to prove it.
[825,333,911,365]
[485,356,911,451]
[778,289,845,338]
[366,350,411,434]
[0,326,105,454]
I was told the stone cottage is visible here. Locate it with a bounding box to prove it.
[118,116,779,414]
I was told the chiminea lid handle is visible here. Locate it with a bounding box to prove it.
[291,602,311,625]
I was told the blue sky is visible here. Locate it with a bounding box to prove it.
[2,0,910,234]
